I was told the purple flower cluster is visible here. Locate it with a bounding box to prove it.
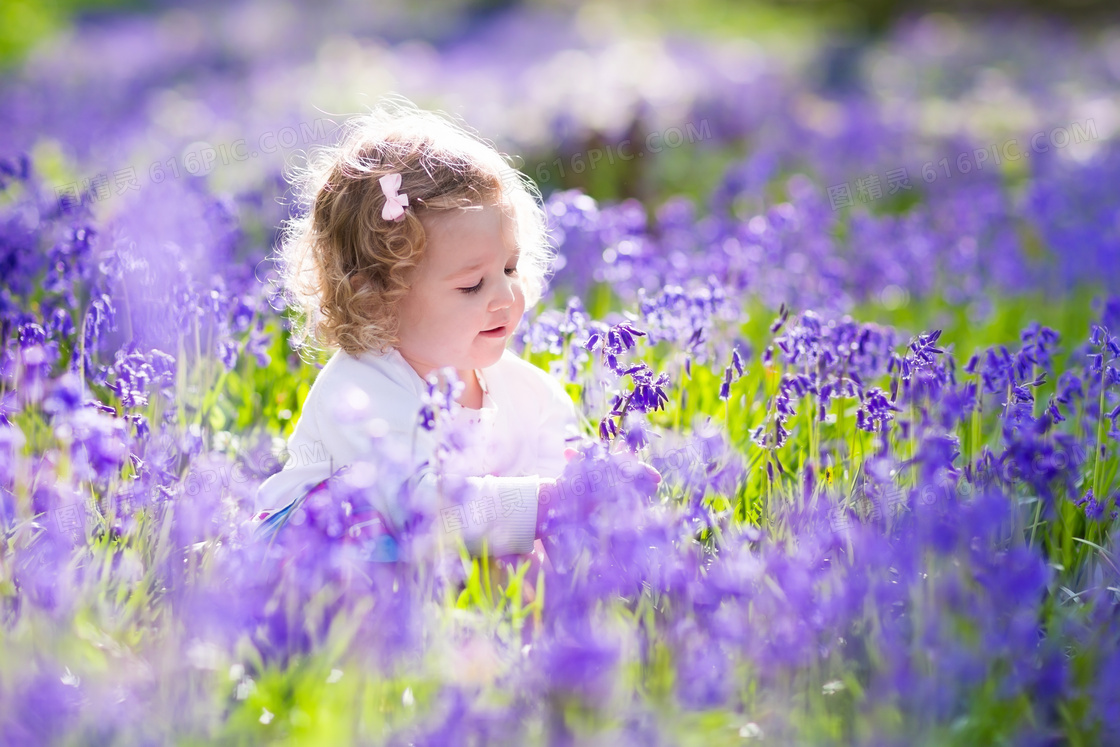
[753,310,900,448]
[584,320,670,447]
[417,366,466,433]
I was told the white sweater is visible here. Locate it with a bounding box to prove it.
[254,346,582,556]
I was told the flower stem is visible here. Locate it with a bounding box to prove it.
[1092,364,1106,503]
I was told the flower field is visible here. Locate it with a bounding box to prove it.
[2,3,1119,744]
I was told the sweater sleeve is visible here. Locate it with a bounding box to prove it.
[419,470,540,557]
[253,379,384,516]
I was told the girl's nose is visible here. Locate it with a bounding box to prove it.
[489,275,516,311]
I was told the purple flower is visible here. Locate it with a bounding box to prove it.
[418,367,465,432]
[217,337,239,371]
[246,323,272,367]
[43,372,85,417]
[1074,489,1109,521]
[63,406,130,484]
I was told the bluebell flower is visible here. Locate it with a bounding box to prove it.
[418,367,464,432]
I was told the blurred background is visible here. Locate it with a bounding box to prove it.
[4,0,1118,188]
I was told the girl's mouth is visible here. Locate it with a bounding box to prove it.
[479,325,507,337]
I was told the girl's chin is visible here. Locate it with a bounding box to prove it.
[470,343,506,366]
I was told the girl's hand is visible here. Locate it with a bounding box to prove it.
[565,446,663,493]
[535,447,662,537]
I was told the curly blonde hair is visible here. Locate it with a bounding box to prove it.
[275,96,554,358]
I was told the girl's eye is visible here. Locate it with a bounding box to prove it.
[458,267,517,295]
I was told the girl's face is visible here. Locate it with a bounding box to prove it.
[395,202,526,381]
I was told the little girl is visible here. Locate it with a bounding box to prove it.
[253,98,587,561]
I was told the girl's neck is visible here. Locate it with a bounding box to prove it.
[456,368,484,410]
